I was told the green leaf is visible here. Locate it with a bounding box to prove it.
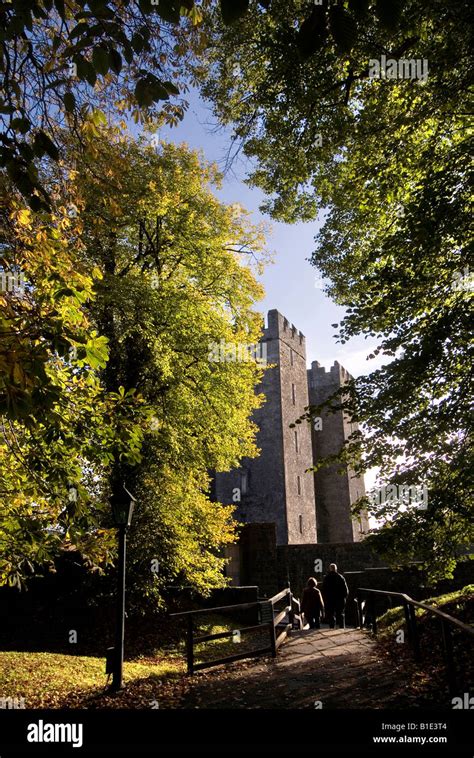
[33,131,59,160]
[375,0,404,30]
[53,287,75,300]
[122,44,134,65]
[6,15,26,37]
[135,79,155,108]
[11,118,31,134]
[157,0,181,24]
[76,57,97,87]
[85,346,108,369]
[63,92,76,113]
[296,6,327,60]
[18,143,34,162]
[32,5,48,19]
[53,0,66,19]
[220,0,249,26]
[92,46,110,76]
[348,0,369,16]
[28,195,44,212]
[135,76,170,107]
[109,49,123,74]
[329,5,357,53]
[162,81,180,96]
[70,22,88,40]
[90,108,107,126]
[131,33,144,53]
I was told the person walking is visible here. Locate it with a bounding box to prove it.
[322,563,349,629]
[301,577,324,629]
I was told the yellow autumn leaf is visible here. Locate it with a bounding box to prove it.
[17,209,32,227]
[12,362,25,386]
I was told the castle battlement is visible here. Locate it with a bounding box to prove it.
[308,360,352,387]
[263,309,305,347]
[214,309,368,548]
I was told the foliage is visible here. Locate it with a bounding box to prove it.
[1,129,268,598]
[62,131,268,605]
[0,0,271,207]
[194,0,473,579]
[377,584,474,637]
[0,179,146,587]
[0,0,205,206]
[0,649,185,708]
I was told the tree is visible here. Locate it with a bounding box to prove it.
[0,0,204,207]
[0,0,261,207]
[194,0,473,579]
[1,128,270,603]
[0,177,145,587]
[74,131,269,606]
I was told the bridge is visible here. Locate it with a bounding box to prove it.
[181,625,408,709]
[173,586,473,709]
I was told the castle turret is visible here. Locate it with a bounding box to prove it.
[307,360,369,543]
[214,309,317,545]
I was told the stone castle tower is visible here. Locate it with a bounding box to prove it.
[308,360,369,542]
[214,309,368,546]
[214,309,317,544]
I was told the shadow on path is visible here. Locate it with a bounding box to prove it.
[181,626,429,709]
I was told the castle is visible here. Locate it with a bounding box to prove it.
[214,309,369,550]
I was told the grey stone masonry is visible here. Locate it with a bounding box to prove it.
[214,310,368,547]
[307,360,370,543]
[214,310,317,545]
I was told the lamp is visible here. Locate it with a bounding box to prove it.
[109,482,135,691]
[111,484,135,528]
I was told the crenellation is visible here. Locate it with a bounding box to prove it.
[214,309,368,549]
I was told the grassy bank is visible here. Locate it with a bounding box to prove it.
[376,584,474,706]
[0,612,266,709]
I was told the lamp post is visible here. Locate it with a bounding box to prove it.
[110,483,135,691]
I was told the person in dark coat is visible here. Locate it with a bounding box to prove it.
[322,563,349,629]
[301,577,324,629]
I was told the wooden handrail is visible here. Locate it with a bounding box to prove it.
[273,606,291,627]
[195,623,263,644]
[269,587,291,604]
[170,600,261,617]
[173,587,294,674]
[356,586,473,696]
[357,588,474,636]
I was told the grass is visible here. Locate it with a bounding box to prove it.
[0,612,267,708]
[192,613,270,665]
[0,650,186,709]
[377,584,474,638]
[375,584,474,705]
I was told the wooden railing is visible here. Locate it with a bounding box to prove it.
[356,587,474,695]
[171,587,294,674]
[268,587,293,655]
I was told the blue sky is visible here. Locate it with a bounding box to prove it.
[155,89,385,381]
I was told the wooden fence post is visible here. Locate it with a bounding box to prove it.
[441,619,456,695]
[187,615,194,675]
[269,602,277,658]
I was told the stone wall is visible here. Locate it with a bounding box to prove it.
[308,360,369,543]
[239,523,279,598]
[277,540,382,600]
[237,525,474,626]
[214,309,317,545]
[275,311,317,544]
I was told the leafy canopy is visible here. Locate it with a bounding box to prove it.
[1,128,270,601]
[194,0,473,579]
